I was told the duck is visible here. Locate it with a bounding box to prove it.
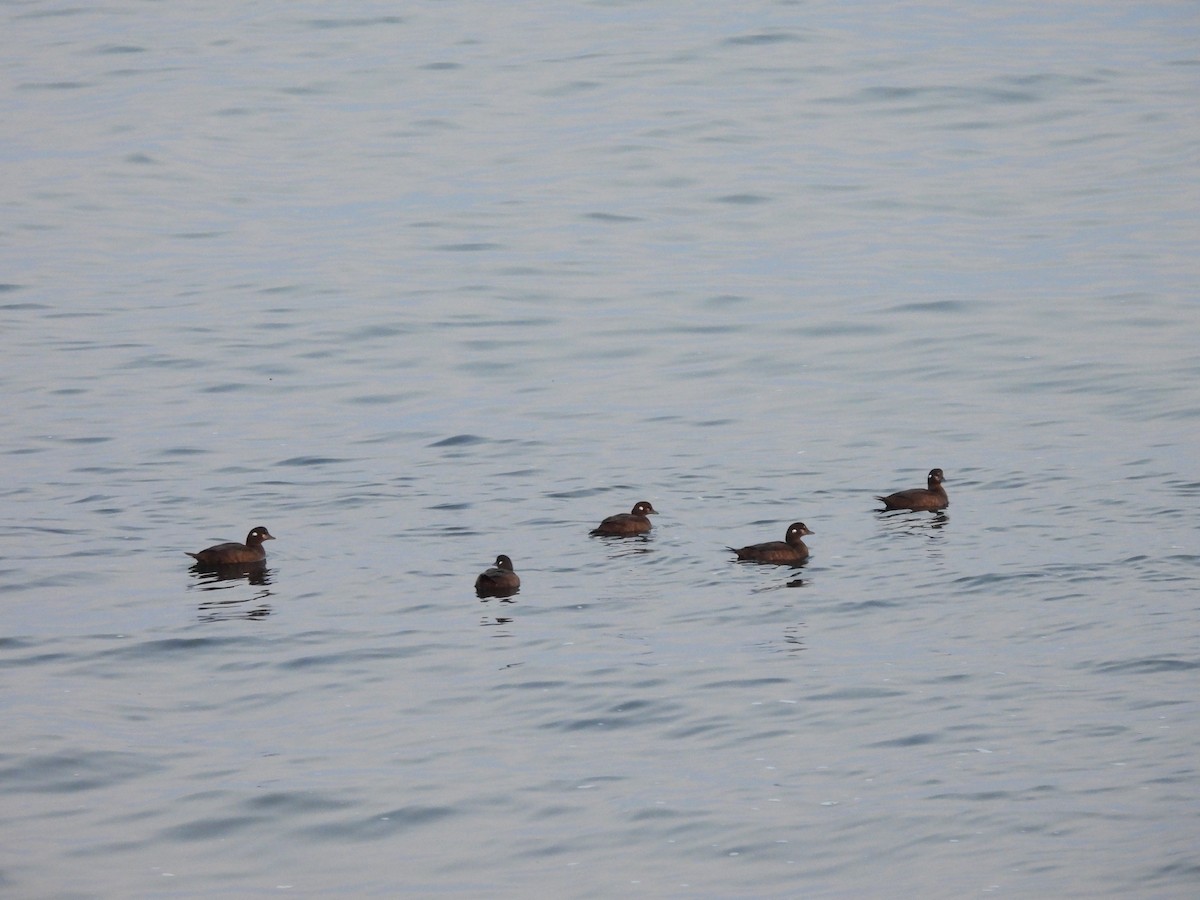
[876,468,948,511]
[475,554,520,596]
[186,526,275,565]
[729,522,813,564]
[590,500,657,536]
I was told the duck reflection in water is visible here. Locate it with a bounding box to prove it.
[783,624,806,652]
[197,590,272,622]
[748,574,808,593]
[477,594,515,632]
[188,560,273,587]
[188,561,273,619]
[877,510,949,536]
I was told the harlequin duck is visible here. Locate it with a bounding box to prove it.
[590,500,657,536]
[876,468,948,511]
[729,522,813,564]
[186,526,275,565]
[475,554,520,597]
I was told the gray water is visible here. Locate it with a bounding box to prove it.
[3,1,1199,897]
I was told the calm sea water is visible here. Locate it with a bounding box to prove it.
[3,1,1198,897]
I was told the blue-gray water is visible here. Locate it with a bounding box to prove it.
[3,2,1198,897]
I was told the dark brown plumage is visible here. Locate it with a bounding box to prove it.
[729,522,813,565]
[475,554,520,597]
[590,500,657,536]
[876,468,948,511]
[186,526,275,565]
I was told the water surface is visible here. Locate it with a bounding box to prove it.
[2,2,1198,897]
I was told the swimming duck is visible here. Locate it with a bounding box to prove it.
[186,526,275,565]
[876,468,948,511]
[475,554,520,596]
[590,500,657,536]
[729,522,813,564]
